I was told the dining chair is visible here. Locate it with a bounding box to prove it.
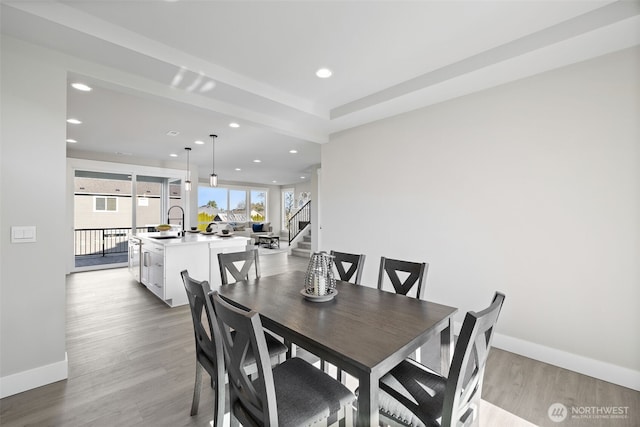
[180,270,226,423]
[319,251,366,382]
[330,250,366,285]
[210,290,356,427]
[180,270,287,423]
[377,257,429,300]
[375,292,506,427]
[218,248,293,356]
[218,249,261,285]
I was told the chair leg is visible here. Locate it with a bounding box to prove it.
[344,402,354,427]
[190,362,203,416]
[326,404,353,427]
[213,362,226,427]
[285,339,296,358]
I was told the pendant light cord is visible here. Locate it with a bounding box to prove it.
[210,134,217,172]
[209,134,218,187]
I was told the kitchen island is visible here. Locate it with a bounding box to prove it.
[132,232,250,307]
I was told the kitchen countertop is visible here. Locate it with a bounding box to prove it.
[136,232,249,247]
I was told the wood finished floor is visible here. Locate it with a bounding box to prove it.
[1,253,638,426]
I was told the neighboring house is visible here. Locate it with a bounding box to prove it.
[197,205,249,226]
[74,177,160,229]
[73,177,183,229]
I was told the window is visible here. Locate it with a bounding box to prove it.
[197,186,267,227]
[94,196,117,212]
[251,190,266,222]
[282,188,294,229]
[197,187,228,227]
[230,190,247,221]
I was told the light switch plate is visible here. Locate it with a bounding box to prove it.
[11,226,37,243]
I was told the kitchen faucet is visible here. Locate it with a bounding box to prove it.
[167,205,185,236]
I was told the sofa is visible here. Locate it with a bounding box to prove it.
[206,221,273,243]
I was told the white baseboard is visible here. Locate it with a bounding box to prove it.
[0,353,68,398]
[452,322,639,391]
[494,332,639,391]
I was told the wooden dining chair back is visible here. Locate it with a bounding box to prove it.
[180,270,225,425]
[211,291,356,427]
[330,250,366,285]
[377,257,428,299]
[377,292,506,427]
[218,249,261,285]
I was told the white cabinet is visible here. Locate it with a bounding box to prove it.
[136,234,250,307]
[148,251,165,299]
[141,242,165,300]
[128,237,141,283]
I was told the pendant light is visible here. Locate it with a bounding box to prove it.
[184,147,192,191]
[209,134,218,187]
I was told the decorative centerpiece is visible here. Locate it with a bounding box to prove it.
[302,251,337,302]
[156,224,172,235]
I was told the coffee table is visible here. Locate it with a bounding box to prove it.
[258,234,280,249]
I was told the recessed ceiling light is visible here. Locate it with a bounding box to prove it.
[66,139,77,143]
[194,140,204,145]
[253,159,261,163]
[272,180,277,183]
[229,122,240,128]
[300,176,306,179]
[66,118,82,124]
[166,130,180,136]
[71,82,92,92]
[316,68,332,78]
[289,149,298,154]
[170,153,178,157]
[235,168,242,171]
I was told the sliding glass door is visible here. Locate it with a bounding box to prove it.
[73,170,133,269]
[70,160,184,272]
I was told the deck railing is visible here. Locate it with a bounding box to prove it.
[74,227,150,257]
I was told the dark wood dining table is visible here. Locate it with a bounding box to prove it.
[217,270,458,426]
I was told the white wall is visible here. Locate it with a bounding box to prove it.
[268,185,281,234]
[1,37,68,396]
[0,36,284,396]
[294,180,313,201]
[321,47,640,389]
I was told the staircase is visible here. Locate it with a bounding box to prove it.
[290,229,312,258]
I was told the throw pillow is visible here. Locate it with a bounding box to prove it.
[252,223,263,232]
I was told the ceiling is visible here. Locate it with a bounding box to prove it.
[2,1,639,186]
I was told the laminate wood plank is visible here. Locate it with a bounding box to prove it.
[1,253,637,427]
[483,348,640,427]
